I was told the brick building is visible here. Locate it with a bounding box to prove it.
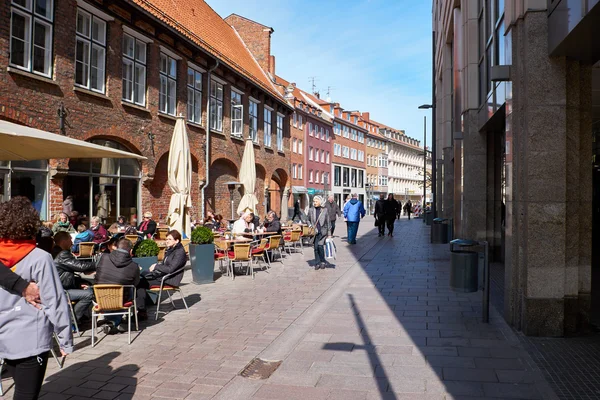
[363,117,387,213]
[0,0,292,226]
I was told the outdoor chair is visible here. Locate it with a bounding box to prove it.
[73,242,95,261]
[214,239,230,275]
[264,235,284,264]
[251,239,269,270]
[91,284,138,346]
[227,243,252,280]
[180,238,191,256]
[125,234,140,244]
[155,227,169,240]
[64,290,82,336]
[148,268,189,320]
[301,226,316,247]
[283,230,302,255]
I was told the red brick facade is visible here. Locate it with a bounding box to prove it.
[0,0,291,224]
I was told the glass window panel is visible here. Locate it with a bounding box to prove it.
[93,176,117,225]
[33,20,51,75]
[76,10,90,37]
[122,59,133,101]
[34,0,52,20]
[120,158,140,177]
[134,64,145,104]
[92,18,105,44]
[168,58,176,78]
[160,54,167,74]
[91,45,104,91]
[159,75,167,112]
[123,34,134,57]
[194,90,202,122]
[135,41,145,63]
[119,178,138,222]
[11,170,47,220]
[167,78,176,114]
[13,0,31,9]
[187,68,194,86]
[75,39,89,86]
[10,11,30,68]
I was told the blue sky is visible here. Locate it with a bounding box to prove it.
[210,0,433,146]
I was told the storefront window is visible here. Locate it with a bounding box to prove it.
[66,140,140,226]
[0,160,49,220]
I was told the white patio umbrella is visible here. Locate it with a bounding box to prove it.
[0,119,146,161]
[236,138,258,214]
[166,117,192,238]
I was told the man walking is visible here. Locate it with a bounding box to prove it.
[343,193,365,245]
[374,194,386,237]
[384,194,399,237]
[404,200,413,220]
[324,195,342,236]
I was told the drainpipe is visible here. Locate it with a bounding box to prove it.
[200,60,219,219]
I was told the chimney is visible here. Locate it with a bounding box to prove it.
[225,14,274,74]
[362,112,370,121]
[269,55,276,76]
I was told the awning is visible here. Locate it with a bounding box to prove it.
[0,120,146,161]
[292,186,308,194]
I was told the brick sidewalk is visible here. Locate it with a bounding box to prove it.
[1,217,558,400]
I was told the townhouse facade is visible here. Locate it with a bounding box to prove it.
[0,0,292,226]
[365,123,387,213]
[433,0,598,336]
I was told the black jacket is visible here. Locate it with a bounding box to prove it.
[324,201,342,222]
[384,199,399,219]
[54,249,96,290]
[154,242,186,286]
[374,199,386,217]
[264,218,282,235]
[0,262,28,295]
[138,219,157,238]
[95,249,140,287]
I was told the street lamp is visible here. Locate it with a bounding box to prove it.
[418,104,432,211]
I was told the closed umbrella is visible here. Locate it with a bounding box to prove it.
[236,138,258,214]
[166,117,192,238]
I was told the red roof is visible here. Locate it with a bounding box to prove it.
[132,0,285,105]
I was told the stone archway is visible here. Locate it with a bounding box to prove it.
[267,168,289,218]
[206,158,240,220]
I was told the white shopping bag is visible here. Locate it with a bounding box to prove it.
[325,237,337,259]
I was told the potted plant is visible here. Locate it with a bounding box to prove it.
[189,226,215,284]
[132,239,160,273]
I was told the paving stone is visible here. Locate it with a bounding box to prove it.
[252,384,330,400]
[442,368,498,383]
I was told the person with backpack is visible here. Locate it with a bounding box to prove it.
[343,194,366,245]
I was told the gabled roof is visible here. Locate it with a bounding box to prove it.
[274,75,333,123]
[371,119,422,150]
[132,0,286,106]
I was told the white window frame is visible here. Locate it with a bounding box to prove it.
[122,33,147,106]
[298,164,303,179]
[292,138,297,153]
[309,147,313,161]
[74,9,106,93]
[320,150,325,163]
[326,129,330,142]
[159,52,177,115]
[326,151,330,164]
[315,171,319,184]
[210,79,224,132]
[298,140,303,155]
[277,113,284,152]
[309,170,313,183]
[231,88,243,137]
[187,65,203,124]
[308,122,313,136]
[264,106,273,147]
[10,1,54,77]
[292,164,297,179]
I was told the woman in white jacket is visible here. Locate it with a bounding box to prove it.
[0,197,73,400]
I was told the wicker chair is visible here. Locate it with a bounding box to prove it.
[91,284,138,346]
[283,230,302,254]
[227,243,252,280]
[251,239,269,270]
[214,239,230,275]
[73,242,95,261]
[125,234,140,244]
[180,238,191,255]
[265,235,284,264]
[148,268,189,320]
[301,225,316,247]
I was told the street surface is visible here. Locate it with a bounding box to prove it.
[2,217,557,400]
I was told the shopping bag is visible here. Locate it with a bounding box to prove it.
[325,237,337,260]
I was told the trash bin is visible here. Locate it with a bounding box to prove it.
[425,211,433,225]
[449,239,479,292]
[432,218,449,244]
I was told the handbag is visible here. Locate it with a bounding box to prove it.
[374,218,380,227]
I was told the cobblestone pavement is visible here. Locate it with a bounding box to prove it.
[2,217,558,400]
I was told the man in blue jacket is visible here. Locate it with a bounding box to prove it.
[343,193,366,245]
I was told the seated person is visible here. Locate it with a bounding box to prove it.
[90,216,109,245]
[263,211,282,235]
[251,212,260,229]
[203,212,216,229]
[37,222,55,254]
[52,212,76,234]
[137,211,157,239]
[95,237,140,334]
[231,211,254,236]
[108,215,130,235]
[213,214,224,230]
[53,231,95,326]
[71,224,94,253]
[69,210,80,228]
[136,230,186,320]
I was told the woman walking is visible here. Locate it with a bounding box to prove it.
[308,196,330,270]
[0,197,73,400]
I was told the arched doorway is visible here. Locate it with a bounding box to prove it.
[206,158,239,220]
[64,139,141,226]
[267,168,288,218]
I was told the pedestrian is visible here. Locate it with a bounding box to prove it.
[384,194,399,237]
[343,193,366,245]
[404,200,413,220]
[374,193,386,237]
[0,197,73,400]
[323,195,342,236]
[291,200,301,222]
[307,196,330,270]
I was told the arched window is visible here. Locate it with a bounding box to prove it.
[65,140,141,226]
